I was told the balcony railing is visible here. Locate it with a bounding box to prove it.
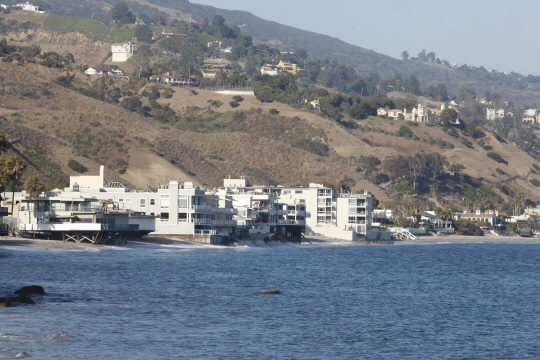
[101,224,139,231]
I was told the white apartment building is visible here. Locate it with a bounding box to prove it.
[77,181,234,236]
[486,108,504,120]
[111,42,133,62]
[221,178,372,241]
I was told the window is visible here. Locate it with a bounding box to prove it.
[140,199,146,208]
[150,212,155,216]
[284,190,291,194]
[125,199,131,202]
[178,195,188,208]
[150,199,155,206]
[348,199,356,205]
[295,190,302,194]
[119,198,124,202]
[348,216,356,224]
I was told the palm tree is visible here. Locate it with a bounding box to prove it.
[0,158,10,202]
[442,209,453,228]
[7,156,27,231]
[186,63,193,86]
[24,176,43,197]
[337,179,346,194]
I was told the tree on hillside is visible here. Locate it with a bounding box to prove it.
[440,108,458,125]
[434,83,448,101]
[417,49,428,61]
[201,18,210,33]
[0,133,9,155]
[109,3,135,24]
[356,155,380,175]
[135,25,152,43]
[152,15,165,25]
[296,49,308,67]
[401,51,409,61]
[427,51,436,62]
[403,75,421,95]
[456,87,477,103]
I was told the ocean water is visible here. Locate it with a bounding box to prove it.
[1,241,540,359]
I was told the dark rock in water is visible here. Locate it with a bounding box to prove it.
[10,294,35,304]
[0,297,16,307]
[15,285,46,295]
[259,290,281,294]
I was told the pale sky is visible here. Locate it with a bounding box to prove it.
[192,0,538,76]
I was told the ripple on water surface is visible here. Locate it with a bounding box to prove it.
[1,242,540,359]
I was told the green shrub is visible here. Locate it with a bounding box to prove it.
[398,125,413,137]
[293,139,329,156]
[67,159,84,173]
[406,121,418,127]
[233,95,244,102]
[486,151,504,163]
[162,90,172,99]
[495,168,505,175]
[269,109,279,115]
[532,164,540,171]
[460,137,470,147]
[229,101,239,108]
[425,122,435,127]
[530,178,540,187]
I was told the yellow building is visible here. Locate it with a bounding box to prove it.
[266,60,299,75]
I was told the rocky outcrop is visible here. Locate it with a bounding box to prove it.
[15,285,46,295]
[259,290,281,294]
[10,294,35,304]
[0,297,15,307]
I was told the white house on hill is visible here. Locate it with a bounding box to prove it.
[111,42,133,62]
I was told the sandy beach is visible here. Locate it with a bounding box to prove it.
[1,234,540,249]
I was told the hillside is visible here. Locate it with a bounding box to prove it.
[13,0,540,105]
[0,24,538,213]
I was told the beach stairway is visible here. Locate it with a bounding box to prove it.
[395,228,418,240]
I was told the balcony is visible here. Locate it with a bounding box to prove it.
[190,205,212,211]
[212,220,237,226]
[287,220,305,225]
[255,206,274,211]
[223,208,237,214]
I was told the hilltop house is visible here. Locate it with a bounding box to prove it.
[6,1,44,12]
[260,66,280,76]
[387,109,403,120]
[377,108,388,116]
[270,60,300,75]
[85,67,124,76]
[522,109,539,124]
[151,30,187,41]
[111,42,133,62]
[486,108,504,120]
[403,105,432,122]
[149,72,198,86]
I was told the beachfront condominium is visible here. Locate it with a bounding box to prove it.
[220,177,372,240]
